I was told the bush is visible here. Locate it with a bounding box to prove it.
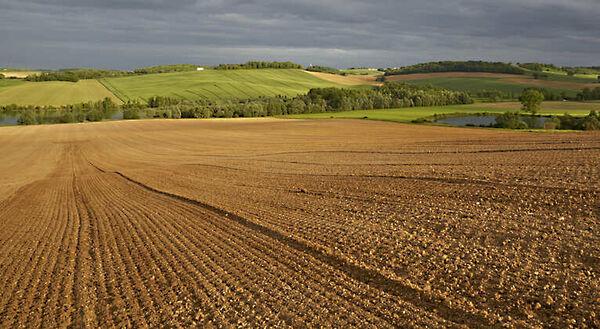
[123,108,141,120]
[86,110,104,122]
[495,112,529,129]
[17,111,37,125]
[148,96,180,108]
[576,87,600,101]
[543,117,561,130]
[580,111,600,130]
[519,88,545,114]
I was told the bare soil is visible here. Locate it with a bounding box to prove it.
[0,71,40,79]
[0,119,598,328]
[306,71,382,86]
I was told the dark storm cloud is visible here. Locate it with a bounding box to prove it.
[1,0,599,69]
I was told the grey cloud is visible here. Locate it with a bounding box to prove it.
[0,0,599,69]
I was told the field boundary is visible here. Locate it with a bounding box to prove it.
[97,78,126,102]
[87,160,494,327]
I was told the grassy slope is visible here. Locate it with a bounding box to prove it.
[402,77,579,97]
[0,80,122,106]
[529,67,599,80]
[284,101,597,123]
[101,69,342,102]
[0,79,25,91]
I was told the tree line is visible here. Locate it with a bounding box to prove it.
[133,64,201,74]
[495,111,600,131]
[306,65,342,75]
[576,87,600,101]
[517,63,561,72]
[25,69,132,82]
[384,61,526,76]
[130,82,472,119]
[214,61,303,70]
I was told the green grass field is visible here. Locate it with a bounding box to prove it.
[0,80,121,106]
[284,101,597,123]
[404,77,578,97]
[0,79,25,91]
[534,68,599,81]
[539,72,598,83]
[101,69,342,102]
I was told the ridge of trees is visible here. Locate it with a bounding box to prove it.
[306,65,342,75]
[384,61,526,76]
[24,65,204,82]
[576,87,600,101]
[133,64,201,74]
[518,63,561,72]
[25,68,132,82]
[494,111,600,130]
[214,61,303,70]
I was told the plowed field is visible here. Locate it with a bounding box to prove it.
[0,119,598,327]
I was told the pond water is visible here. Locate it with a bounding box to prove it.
[0,115,18,126]
[0,111,125,127]
[111,111,124,120]
[436,115,497,127]
[436,115,551,128]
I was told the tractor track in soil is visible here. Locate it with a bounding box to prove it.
[94,162,492,327]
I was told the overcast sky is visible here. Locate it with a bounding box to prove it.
[1,0,599,69]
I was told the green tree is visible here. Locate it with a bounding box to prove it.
[519,89,544,114]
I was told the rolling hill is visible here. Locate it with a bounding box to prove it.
[100,69,343,102]
[386,72,597,98]
[0,80,122,106]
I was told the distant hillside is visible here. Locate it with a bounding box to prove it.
[0,80,122,106]
[386,72,597,100]
[518,62,600,78]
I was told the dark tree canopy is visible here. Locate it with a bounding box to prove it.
[214,61,303,70]
[384,61,526,76]
[306,65,341,75]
